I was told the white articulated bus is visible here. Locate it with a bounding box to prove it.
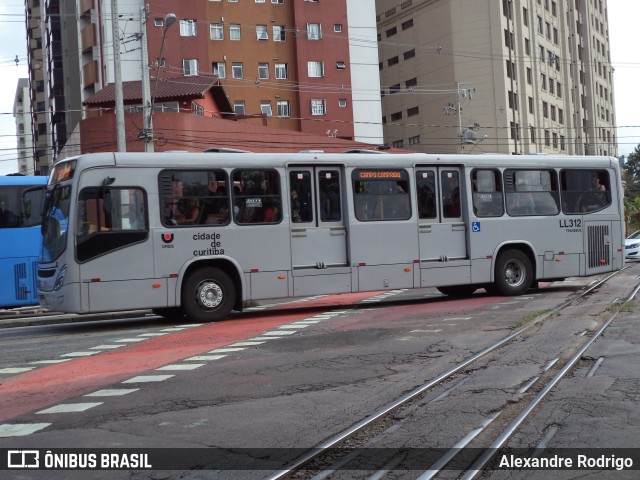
[37,152,624,322]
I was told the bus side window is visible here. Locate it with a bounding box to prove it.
[560,169,611,214]
[318,170,342,222]
[289,171,313,223]
[233,169,282,225]
[472,169,504,217]
[416,171,436,219]
[441,170,461,218]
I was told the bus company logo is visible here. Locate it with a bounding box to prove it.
[161,233,175,248]
[8,450,39,468]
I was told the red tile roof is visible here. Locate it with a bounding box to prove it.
[84,75,224,107]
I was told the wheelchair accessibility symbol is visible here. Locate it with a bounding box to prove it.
[472,222,481,232]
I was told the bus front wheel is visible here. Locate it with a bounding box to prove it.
[493,249,533,296]
[182,267,236,322]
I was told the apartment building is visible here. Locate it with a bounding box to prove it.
[13,79,34,176]
[22,0,383,168]
[376,0,617,156]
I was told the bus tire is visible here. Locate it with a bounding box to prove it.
[493,249,533,296]
[182,267,236,322]
[436,285,477,297]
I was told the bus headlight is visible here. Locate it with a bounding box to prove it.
[53,265,67,292]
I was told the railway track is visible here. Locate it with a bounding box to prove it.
[263,266,638,480]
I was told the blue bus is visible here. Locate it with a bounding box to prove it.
[0,175,47,308]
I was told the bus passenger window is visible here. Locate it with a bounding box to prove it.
[416,171,436,219]
[319,170,342,222]
[505,169,559,216]
[289,171,313,223]
[352,169,410,221]
[560,169,610,214]
[233,169,282,225]
[441,170,460,218]
[472,169,504,217]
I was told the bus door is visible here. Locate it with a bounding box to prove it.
[416,167,469,285]
[288,167,350,295]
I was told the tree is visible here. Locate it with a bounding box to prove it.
[623,145,640,200]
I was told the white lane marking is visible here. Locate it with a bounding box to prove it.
[115,338,147,343]
[0,423,51,437]
[261,330,296,336]
[29,359,72,365]
[122,375,174,383]
[443,317,472,322]
[230,341,265,346]
[277,325,308,330]
[184,355,227,361]
[37,403,103,414]
[84,389,139,397]
[156,364,204,371]
[180,324,203,327]
[159,328,189,332]
[292,320,322,324]
[410,329,443,333]
[208,348,245,353]
[0,367,35,374]
[138,333,169,337]
[61,351,99,357]
[89,345,124,350]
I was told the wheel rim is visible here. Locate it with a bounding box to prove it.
[195,280,223,309]
[504,258,526,288]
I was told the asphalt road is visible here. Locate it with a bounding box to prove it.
[0,268,639,480]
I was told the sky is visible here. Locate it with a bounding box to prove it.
[0,1,639,175]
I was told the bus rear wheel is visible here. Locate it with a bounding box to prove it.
[492,249,533,296]
[436,285,477,297]
[182,267,235,322]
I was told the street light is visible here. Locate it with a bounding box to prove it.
[141,12,176,152]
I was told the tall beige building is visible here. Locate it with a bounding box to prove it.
[376,0,617,156]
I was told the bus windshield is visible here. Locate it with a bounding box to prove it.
[42,184,72,262]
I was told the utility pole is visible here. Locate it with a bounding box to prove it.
[111,0,126,151]
[140,5,153,152]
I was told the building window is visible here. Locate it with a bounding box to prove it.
[154,18,164,27]
[258,63,270,79]
[392,140,404,148]
[232,63,243,78]
[405,78,417,88]
[386,26,397,37]
[277,100,290,117]
[387,56,399,67]
[407,106,419,116]
[307,23,322,40]
[213,62,226,78]
[234,101,245,114]
[260,101,272,116]
[272,0,284,3]
[308,61,324,77]
[338,99,347,107]
[230,24,241,40]
[404,49,415,60]
[192,102,204,116]
[336,61,346,70]
[273,26,286,41]
[210,23,224,40]
[402,19,413,30]
[275,63,288,79]
[334,24,342,32]
[182,59,198,76]
[256,25,268,40]
[180,19,197,37]
[409,135,420,145]
[390,111,402,121]
[311,99,326,115]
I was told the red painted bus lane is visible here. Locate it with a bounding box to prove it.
[0,291,380,423]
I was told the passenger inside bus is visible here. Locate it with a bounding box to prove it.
[581,175,608,212]
[175,198,201,224]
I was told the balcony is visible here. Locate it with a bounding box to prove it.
[81,24,96,52]
[80,0,92,15]
[82,60,98,88]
